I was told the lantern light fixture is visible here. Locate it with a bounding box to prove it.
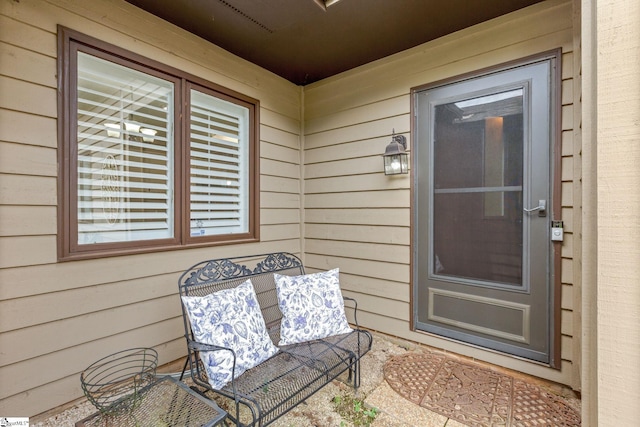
[382,130,409,175]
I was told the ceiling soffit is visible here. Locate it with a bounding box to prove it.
[125,0,543,85]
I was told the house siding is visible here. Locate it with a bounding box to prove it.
[303,0,579,388]
[0,0,302,417]
[6,0,626,420]
[593,0,640,423]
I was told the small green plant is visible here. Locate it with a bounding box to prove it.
[332,392,378,426]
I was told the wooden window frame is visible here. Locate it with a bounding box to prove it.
[57,26,260,261]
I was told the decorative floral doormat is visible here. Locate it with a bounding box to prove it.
[384,352,581,426]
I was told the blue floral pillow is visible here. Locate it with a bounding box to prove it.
[181,279,278,390]
[275,268,353,346]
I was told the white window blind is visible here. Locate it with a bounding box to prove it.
[189,89,249,237]
[76,52,174,245]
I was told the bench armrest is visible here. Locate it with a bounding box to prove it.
[342,296,361,328]
[186,339,243,396]
[188,340,235,356]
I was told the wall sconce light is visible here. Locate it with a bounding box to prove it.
[382,130,409,175]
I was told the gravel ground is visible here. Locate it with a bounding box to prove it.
[31,332,414,427]
[269,333,414,427]
[31,398,96,427]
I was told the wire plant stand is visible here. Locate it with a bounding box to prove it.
[80,348,158,417]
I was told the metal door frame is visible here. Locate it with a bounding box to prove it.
[409,49,563,368]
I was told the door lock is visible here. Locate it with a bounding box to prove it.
[551,220,564,241]
[523,199,546,217]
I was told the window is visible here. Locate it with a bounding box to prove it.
[58,27,259,260]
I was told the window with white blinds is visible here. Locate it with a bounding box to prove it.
[76,52,175,245]
[59,28,259,259]
[189,89,249,237]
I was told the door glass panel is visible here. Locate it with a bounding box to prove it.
[433,89,524,287]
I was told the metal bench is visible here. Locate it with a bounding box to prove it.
[178,252,372,427]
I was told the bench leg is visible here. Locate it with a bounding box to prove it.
[179,357,190,381]
[353,358,361,389]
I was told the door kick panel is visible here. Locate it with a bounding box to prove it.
[428,288,530,344]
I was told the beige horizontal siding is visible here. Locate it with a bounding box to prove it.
[305,156,380,178]
[0,42,56,87]
[0,110,57,148]
[0,0,302,417]
[0,76,57,117]
[306,254,410,284]
[261,140,300,164]
[262,175,300,194]
[305,95,408,135]
[302,0,577,388]
[305,190,410,209]
[306,174,408,194]
[0,205,57,236]
[0,142,57,177]
[0,0,587,418]
[0,14,57,56]
[2,324,186,407]
[0,174,56,206]
[305,240,410,265]
[262,158,300,179]
[305,223,410,246]
[0,236,57,268]
[305,117,410,151]
[559,46,579,386]
[261,208,300,226]
[342,275,411,303]
[0,274,177,335]
[305,208,410,227]
[0,294,180,370]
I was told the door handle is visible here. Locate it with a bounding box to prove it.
[523,199,546,216]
